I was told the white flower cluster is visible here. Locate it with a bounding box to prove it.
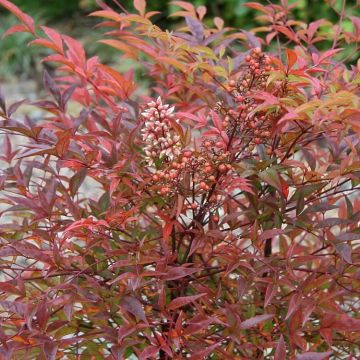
[141,97,181,165]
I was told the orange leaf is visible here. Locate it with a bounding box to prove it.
[89,10,123,22]
[286,48,297,70]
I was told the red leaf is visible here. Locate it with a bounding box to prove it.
[280,175,289,198]
[318,48,342,64]
[41,26,63,54]
[244,2,268,13]
[36,300,49,330]
[139,346,159,360]
[2,23,28,37]
[240,314,274,329]
[285,292,301,320]
[30,39,61,53]
[0,282,23,296]
[120,296,147,323]
[335,243,352,264]
[55,133,71,157]
[183,318,215,336]
[275,335,286,360]
[295,351,332,360]
[264,282,277,308]
[162,266,200,281]
[163,221,174,242]
[322,314,360,331]
[167,293,206,311]
[43,340,58,360]
[172,1,196,14]
[189,342,221,359]
[0,0,35,34]
[259,229,285,242]
[63,35,86,69]
[350,16,360,37]
[134,0,146,16]
[0,300,27,316]
[273,25,298,42]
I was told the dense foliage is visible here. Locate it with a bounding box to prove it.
[1,1,358,80]
[0,0,360,359]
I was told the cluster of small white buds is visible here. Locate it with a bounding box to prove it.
[141,97,181,165]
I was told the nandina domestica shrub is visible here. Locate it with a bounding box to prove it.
[0,0,360,359]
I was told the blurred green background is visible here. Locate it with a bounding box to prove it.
[0,0,358,81]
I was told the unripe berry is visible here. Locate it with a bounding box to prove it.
[205,165,212,173]
[160,187,169,195]
[229,79,236,87]
[254,138,261,145]
[204,141,211,148]
[152,175,159,181]
[266,148,273,155]
[254,47,262,55]
[170,171,177,179]
[213,215,219,222]
[209,175,216,182]
[191,203,198,210]
[200,181,208,190]
[218,164,227,173]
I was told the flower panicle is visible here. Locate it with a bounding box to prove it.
[141,97,181,165]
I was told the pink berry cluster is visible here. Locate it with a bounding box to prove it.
[141,97,181,166]
[214,48,275,154]
[150,147,233,211]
